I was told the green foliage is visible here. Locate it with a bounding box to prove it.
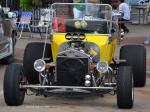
[20,0,32,11]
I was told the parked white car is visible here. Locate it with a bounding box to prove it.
[0,19,17,63]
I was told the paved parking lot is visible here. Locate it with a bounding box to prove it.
[0,24,150,112]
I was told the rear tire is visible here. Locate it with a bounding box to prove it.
[23,42,52,84]
[120,45,146,87]
[117,66,134,109]
[4,64,25,106]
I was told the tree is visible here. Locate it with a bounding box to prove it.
[20,0,32,11]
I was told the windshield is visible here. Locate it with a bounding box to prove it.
[51,3,112,34]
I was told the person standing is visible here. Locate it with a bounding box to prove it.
[118,0,130,33]
[111,0,120,10]
[85,0,99,17]
[73,0,85,19]
[73,0,99,19]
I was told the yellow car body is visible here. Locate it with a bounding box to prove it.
[51,33,118,64]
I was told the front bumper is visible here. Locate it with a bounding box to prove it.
[21,85,114,90]
[21,85,115,97]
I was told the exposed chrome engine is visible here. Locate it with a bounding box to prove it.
[58,42,100,63]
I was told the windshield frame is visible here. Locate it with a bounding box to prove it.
[50,3,113,34]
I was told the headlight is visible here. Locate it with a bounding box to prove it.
[80,20,87,29]
[34,59,46,72]
[96,61,108,73]
[74,21,81,29]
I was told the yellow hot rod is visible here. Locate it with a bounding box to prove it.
[3,3,146,109]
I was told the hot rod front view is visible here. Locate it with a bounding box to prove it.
[3,3,146,109]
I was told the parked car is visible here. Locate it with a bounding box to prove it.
[0,19,17,63]
[3,3,146,109]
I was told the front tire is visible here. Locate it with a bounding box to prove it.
[117,66,134,109]
[4,64,25,106]
[23,42,52,84]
